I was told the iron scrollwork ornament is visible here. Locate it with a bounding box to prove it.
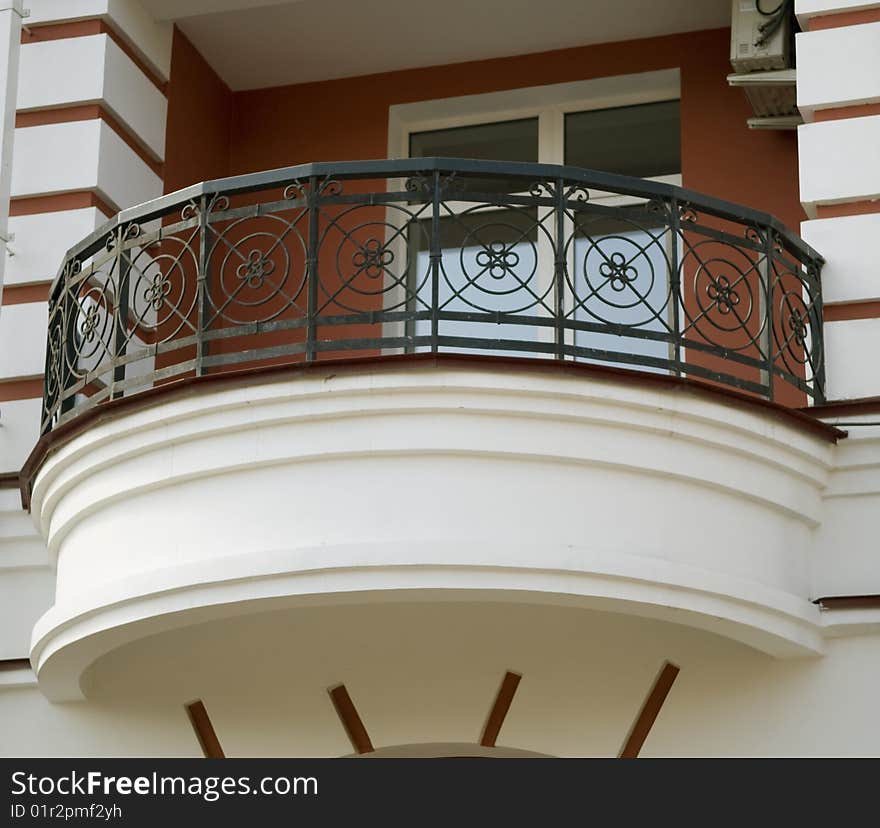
[38,160,826,436]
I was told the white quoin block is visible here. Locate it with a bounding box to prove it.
[6,208,108,286]
[25,0,172,81]
[797,23,880,117]
[824,317,880,399]
[11,120,162,210]
[0,397,42,474]
[798,115,880,210]
[801,213,880,304]
[18,34,167,160]
[0,301,49,378]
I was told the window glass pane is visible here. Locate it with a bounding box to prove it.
[571,209,678,372]
[564,100,680,178]
[410,118,538,163]
[409,118,539,193]
[410,208,550,349]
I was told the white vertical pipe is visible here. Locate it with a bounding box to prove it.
[0,0,24,310]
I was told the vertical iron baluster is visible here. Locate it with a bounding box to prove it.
[111,226,130,399]
[306,175,319,362]
[430,169,441,353]
[196,194,210,376]
[40,286,58,434]
[810,260,826,403]
[669,197,682,376]
[554,177,565,360]
[764,228,775,402]
[40,335,50,434]
[59,265,78,419]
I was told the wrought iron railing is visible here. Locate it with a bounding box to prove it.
[41,158,825,435]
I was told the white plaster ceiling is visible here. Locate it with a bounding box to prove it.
[140,0,731,91]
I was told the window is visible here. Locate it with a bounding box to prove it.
[389,68,680,177]
[389,70,682,365]
[564,99,680,178]
[409,117,538,193]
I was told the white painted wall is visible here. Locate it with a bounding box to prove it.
[0,0,23,300]
[795,3,880,407]
[0,0,875,761]
[801,213,880,304]
[17,35,106,111]
[5,208,108,286]
[798,115,880,211]
[0,301,48,378]
[814,422,880,596]
[103,33,166,158]
[3,602,880,757]
[0,2,169,701]
[0,489,53,659]
[91,119,162,208]
[26,0,173,81]
[12,121,100,197]
[0,397,42,473]
[11,120,162,209]
[824,318,880,399]
[0,571,54,659]
[797,22,880,117]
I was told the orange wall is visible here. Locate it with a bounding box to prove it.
[679,31,801,231]
[225,27,800,230]
[161,27,805,400]
[164,29,233,194]
[166,27,802,229]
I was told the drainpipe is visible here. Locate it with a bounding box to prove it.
[0,0,25,311]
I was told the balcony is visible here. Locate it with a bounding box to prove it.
[37,158,824,436]
[22,160,839,701]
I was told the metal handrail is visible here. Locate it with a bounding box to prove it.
[40,158,825,435]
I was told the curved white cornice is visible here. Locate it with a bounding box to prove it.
[29,364,835,700]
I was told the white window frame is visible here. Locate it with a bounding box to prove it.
[388,67,682,197]
[384,68,682,354]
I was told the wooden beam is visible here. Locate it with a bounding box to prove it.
[480,671,522,747]
[619,662,680,759]
[329,684,374,754]
[815,594,880,610]
[185,700,225,759]
[0,472,20,489]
